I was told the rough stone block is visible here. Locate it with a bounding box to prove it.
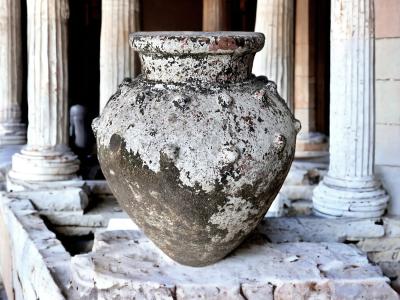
[285,199,313,216]
[259,217,385,243]
[379,262,400,293]
[385,217,400,237]
[6,187,89,212]
[280,185,314,201]
[85,180,112,195]
[70,229,397,299]
[6,177,86,192]
[368,250,400,263]
[357,237,400,252]
[0,198,68,299]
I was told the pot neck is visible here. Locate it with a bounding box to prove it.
[130,32,265,85]
[139,52,256,85]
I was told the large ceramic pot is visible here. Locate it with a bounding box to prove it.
[93,32,300,267]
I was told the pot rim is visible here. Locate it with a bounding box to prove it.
[129,31,265,55]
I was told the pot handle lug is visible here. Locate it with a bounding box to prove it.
[294,119,301,134]
[92,117,100,138]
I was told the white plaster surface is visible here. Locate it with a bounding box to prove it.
[376,165,400,216]
[70,228,398,299]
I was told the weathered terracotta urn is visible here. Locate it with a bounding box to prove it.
[93,32,300,267]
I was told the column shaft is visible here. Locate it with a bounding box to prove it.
[253,0,294,109]
[202,0,230,31]
[9,0,79,182]
[99,0,140,113]
[312,0,389,217]
[0,0,26,145]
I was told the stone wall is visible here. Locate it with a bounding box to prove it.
[375,0,400,215]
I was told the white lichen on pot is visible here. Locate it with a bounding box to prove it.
[93,31,301,267]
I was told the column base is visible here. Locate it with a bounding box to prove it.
[312,175,389,218]
[295,132,329,159]
[8,147,80,183]
[0,123,26,146]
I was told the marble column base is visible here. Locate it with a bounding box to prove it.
[313,175,389,218]
[0,123,26,146]
[8,147,79,183]
[295,132,328,159]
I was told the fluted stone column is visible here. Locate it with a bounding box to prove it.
[99,0,140,113]
[0,0,26,146]
[253,0,294,110]
[9,0,79,182]
[294,0,327,158]
[313,0,389,217]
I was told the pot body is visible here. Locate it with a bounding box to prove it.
[94,32,300,266]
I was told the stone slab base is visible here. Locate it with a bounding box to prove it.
[295,132,329,159]
[4,187,89,212]
[71,229,398,299]
[6,176,85,192]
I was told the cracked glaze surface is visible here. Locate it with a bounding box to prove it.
[94,32,301,266]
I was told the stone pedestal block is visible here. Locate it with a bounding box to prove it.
[70,227,397,299]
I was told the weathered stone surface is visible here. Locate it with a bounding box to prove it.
[358,237,400,252]
[368,250,400,263]
[0,195,70,299]
[85,180,112,195]
[94,32,300,266]
[285,199,313,216]
[379,262,400,293]
[281,185,314,201]
[70,229,397,299]
[385,217,400,237]
[283,161,328,187]
[40,195,126,227]
[259,216,385,243]
[4,188,89,212]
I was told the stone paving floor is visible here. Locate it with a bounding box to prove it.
[0,176,399,299]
